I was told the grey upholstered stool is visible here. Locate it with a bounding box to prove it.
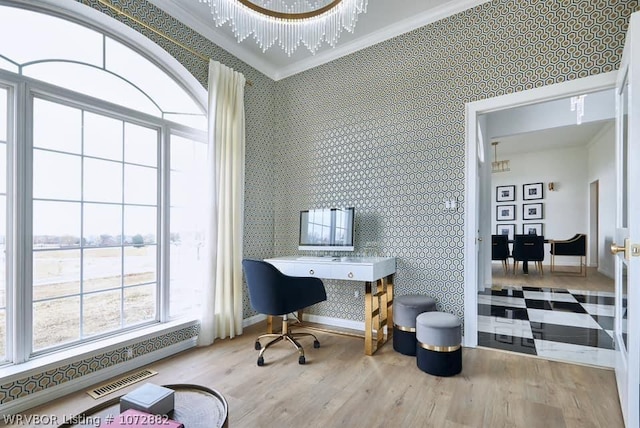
[415,312,462,376]
[392,294,436,356]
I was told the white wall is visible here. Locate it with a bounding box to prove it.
[587,122,615,277]
[491,145,589,266]
[487,89,614,138]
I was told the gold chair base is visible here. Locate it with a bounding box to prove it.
[255,315,319,366]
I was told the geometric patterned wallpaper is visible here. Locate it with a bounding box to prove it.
[271,0,637,322]
[2,0,636,407]
[0,325,199,405]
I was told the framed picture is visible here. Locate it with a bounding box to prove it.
[496,224,515,241]
[496,205,515,221]
[496,185,515,202]
[522,223,543,236]
[523,203,543,220]
[523,182,544,200]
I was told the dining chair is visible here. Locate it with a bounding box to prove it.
[491,234,510,274]
[512,234,545,275]
[549,233,587,276]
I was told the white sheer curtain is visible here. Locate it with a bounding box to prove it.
[198,60,246,346]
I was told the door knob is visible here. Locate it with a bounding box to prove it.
[610,239,640,260]
[610,242,626,255]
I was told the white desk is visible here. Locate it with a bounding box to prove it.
[265,256,396,355]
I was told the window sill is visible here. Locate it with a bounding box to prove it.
[0,318,199,383]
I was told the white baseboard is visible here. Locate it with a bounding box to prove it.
[243,312,365,332]
[243,313,267,327]
[0,338,196,417]
[302,314,365,332]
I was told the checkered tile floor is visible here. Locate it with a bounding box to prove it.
[477,286,624,367]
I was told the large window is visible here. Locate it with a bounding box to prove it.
[0,4,207,362]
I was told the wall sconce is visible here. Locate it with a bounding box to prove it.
[548,182,555,191]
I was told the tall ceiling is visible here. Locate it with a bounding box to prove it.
[148,0,490,80]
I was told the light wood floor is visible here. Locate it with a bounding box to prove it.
[25,322,623,428]
[491,265,614,293]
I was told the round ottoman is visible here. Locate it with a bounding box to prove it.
[393,294,436,356]
[416,312,462,376]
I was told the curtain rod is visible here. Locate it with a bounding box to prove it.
[94,0,253,86]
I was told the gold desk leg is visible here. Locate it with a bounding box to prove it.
[376,279,387,350]
[386,274,394,341]
[365,281,373,356]
[364,274,395,355]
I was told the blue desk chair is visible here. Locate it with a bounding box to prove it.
[242,259,327,366]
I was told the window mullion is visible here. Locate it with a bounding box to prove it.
[158,125,170,323]
[12,82,33,363]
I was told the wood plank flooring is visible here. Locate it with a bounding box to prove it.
[24,321,623,428]
[491,265,614,293]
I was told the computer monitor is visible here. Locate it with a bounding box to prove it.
[298,207,355,251]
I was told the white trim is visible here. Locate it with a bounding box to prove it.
[242,312,365,332]
[0,319,198,383]
[274,0,491,80]
[0,337,197,417]
[464,72,618,348]
[147,0,277,80]
[303,314,365,331]
[242,313,267,328]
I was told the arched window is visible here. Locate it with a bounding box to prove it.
[0,2,207,362]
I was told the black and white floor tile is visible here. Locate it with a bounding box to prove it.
[478,286,619,368]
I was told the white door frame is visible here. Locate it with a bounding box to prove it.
[613,11,640,426]
[463,71,617,346]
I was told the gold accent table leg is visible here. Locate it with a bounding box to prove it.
[378,278,387,349]
[365,281,373,356]
[386,274,394,341]
[372,280,380,351]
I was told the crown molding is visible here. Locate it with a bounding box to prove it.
[150,0,491,81]
[274,0,491,80]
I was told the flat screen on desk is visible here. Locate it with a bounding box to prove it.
[299,207,355,251]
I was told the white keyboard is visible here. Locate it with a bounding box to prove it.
[296,256,339,261]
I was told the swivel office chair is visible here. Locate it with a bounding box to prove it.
[242,259,327,366]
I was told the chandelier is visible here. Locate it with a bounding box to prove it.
[491,141,510,173]
[199,0,369,56]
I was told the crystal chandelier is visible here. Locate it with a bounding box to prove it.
[199,0,369,56]
[491,142,510,173]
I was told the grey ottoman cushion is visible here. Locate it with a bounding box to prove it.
[393,294,436,328]
[416,312,461,348]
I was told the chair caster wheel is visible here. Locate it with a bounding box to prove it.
[257,356,264,366]
[254,341,261,350]
[313,340,320,348]
[298,355,305,365]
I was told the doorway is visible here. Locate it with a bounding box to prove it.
[463,72,618,359]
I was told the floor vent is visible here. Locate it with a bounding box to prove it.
[87,369,158,399]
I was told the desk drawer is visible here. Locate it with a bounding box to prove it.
[304,264,371,281]
[268,261,374,281]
